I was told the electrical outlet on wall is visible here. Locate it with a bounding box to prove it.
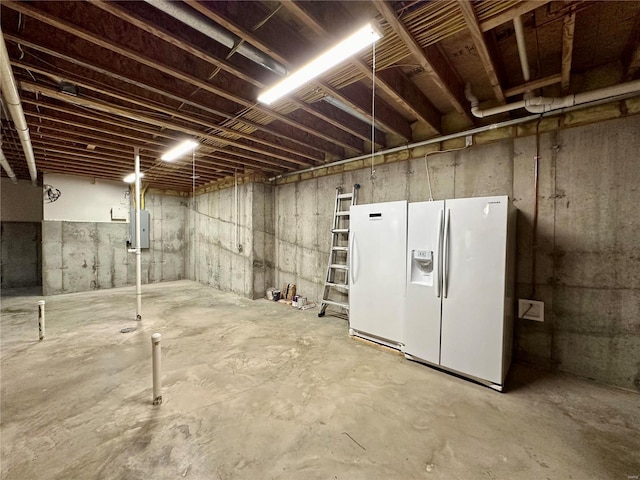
[518,299,544,321]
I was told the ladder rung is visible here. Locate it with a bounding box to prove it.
[326,282,349,289]
[329,264,348,270]
[336,211,350,216]
[322,300,349,309]
[332,228,349,234]
[332,246,348,251]
[337,193,353,199]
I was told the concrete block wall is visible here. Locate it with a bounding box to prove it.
[273,115,640,391]
[188,182,274,299]
[42,194,187,294]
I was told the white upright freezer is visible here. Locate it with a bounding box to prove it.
[405,195,516,390]
[349,200,407,349]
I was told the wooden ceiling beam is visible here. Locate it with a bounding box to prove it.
[30,129,283,175]
[29,152,205,186]
[20,84,315,167]
[92,0,378,149]
[622,11,640,80]
[561,8,576,93]
[30,125,286,175]
[5,41,336,160]
[480,1,552,32]
[186,0,390,147]
[31,148,211,181]
[3,1,362,154]
[374,0,470,122]
[23,153,200,190]
[28,134,246,176]
[504,74,562,97]
[375,68,442,132]
[280,0,414,139]
[23,110,167,146]
[458,0,505,103]
[13,62,323,164]
[28,122,166,155]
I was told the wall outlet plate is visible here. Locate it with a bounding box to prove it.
[518,299,544,321]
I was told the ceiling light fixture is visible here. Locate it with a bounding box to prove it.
[257,22,382,105]
[161,139,198,161]
[123,172,144,183]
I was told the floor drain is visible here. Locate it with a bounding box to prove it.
[120,327,136,333]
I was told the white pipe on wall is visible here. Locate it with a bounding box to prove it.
[513,16,531,84]
[271,82,640,183]
[465,79,640,118]
[0,30,37,185]
[151,333,162,405]
[134,148,142,321]
[0,147,18,184]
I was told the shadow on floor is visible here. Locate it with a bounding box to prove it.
[506,361,557,392]
[1,286,43,297]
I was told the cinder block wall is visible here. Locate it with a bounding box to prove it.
[272,115,640,391]
[42,194,187,294]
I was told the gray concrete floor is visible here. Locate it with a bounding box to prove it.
[1,280,638,480]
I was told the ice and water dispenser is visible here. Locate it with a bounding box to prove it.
[410,249,433,286]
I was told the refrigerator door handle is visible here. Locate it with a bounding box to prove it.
[349,233,357,285]
[436,208,444,298]
[443,208,450,298]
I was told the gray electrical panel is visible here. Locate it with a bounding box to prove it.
[129,209,150,249]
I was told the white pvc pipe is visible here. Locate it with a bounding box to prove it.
[151,333,162,405]
[0,147,18,184]
[38,300,45,341]
[465,79,640,118]
[513,16,531,83]
[0,30,37,185]
[135,148,142,321]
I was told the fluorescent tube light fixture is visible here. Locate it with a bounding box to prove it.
[161,140,198,161]
[124,172,144,183]
[257,22,382,105]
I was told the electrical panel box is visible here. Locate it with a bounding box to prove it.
[129,209,150,249]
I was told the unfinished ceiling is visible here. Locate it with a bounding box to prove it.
[1,1,639,191]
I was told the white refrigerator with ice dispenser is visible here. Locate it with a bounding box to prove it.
[349,200,407,350]
[405,195,516,390]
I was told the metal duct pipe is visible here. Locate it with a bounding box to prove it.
[143,0,287,77]
[146,1,380,131]
[513,16,531,85]
[0,30,37,185]
[0,147,18,183]
[465,80,640,117]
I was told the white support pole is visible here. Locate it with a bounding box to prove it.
[38,300,45,341]
[151,333,162,405]
[135,148,142,321]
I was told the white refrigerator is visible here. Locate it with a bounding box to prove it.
[405,195,516,390]
[349,200,407,349]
